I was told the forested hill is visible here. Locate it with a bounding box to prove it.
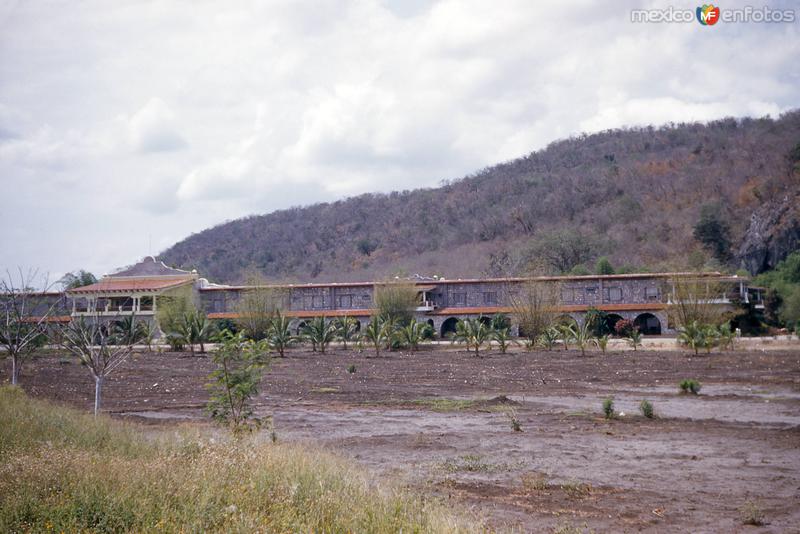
[160,111,800,284]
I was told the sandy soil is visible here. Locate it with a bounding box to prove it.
[4,347,800,533]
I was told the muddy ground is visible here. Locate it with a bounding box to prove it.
[4,347,800,533]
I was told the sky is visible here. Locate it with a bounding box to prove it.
[1,0,798,284]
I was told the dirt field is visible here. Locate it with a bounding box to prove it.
[5,346,800,533]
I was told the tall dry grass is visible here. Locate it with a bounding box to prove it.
[0,386,478,533]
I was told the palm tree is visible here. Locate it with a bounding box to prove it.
[700,324,719,354]
[571,321,595,356]
[362,316,389,357]
[716,322,735,351]
[396,318,432,351]
[112,315,147,346]
[537,326,559,351]
[452,318,491,357]
[268,312,296,357]
[627,328,643,352]
[191,312,213,354]
[170,310,213,355]
[558,323,576,351]
[677,321,703,355]
[333,316,359,350]
[490,326,514,354]
[302,316,336,353]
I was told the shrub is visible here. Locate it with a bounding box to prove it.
[346,364,356,374]
[679,379,702,394]
[505,408,522,432]
[602,397,615,419]
[739,500,766,526]
[596,334,609,353]
[639,399,654,419]
[614,319,634,337]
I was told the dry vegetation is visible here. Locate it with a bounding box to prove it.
[0,386,477,533]
[160,112,800,282]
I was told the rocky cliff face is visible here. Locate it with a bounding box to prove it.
[737,188,800,275]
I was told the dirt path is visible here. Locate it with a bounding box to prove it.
[4,347,800,533]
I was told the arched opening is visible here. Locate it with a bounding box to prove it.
[352,320,362,332]
[634,313,661,335]
[604,313,625,335]
[441,317,459,338]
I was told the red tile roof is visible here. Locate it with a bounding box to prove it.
[67,277,195,294]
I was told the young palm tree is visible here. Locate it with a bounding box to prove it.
[396,318,432,351]
[302,316,336,354]
[490,326,514,354]
[700,324,719,354]
[716,322,735,351]
[191,312,213,354]
[537,326,560,351]
[362,316,389,357]
[452,318,492,357]
[169,312,194,355]
[596,333,610,354]
[677,320,703,355]
[558,323,576,351]
[333,316,360,350]
[571,321,595,356]
[627,328,643,352]
[268,312,296,357]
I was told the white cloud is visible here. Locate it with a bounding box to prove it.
[127,98,187,153]
[0,0,798,276]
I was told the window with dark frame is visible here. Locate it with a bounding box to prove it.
[483,291,497,304]
[645,286,660,301]
[607,287,623,302]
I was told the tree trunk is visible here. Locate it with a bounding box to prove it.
[94,376,103,417]
[11,355,19,386]
[200,341,205,354]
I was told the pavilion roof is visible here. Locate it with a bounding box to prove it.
[67,277,195,294]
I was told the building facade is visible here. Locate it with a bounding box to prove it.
[60,257,763,337]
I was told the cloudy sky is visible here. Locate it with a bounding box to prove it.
[1,0,798,283]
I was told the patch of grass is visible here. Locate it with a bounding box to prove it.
[407,398,482,412]
[346,364,356,374]
[439,454,510,474]
[739,500,767,526]
[310,386,341,394]
[679,379,702,395]
[639,399,655,419]
[521,472,549,492]
[560,479,593,499]
[0,386,476,533]
[602,397,615,419]
[553,521,594,534]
